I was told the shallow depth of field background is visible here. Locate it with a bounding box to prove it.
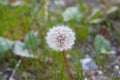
[0,0,120,80]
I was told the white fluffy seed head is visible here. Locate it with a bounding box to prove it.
[46,25,75,51]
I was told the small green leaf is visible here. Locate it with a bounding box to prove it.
[107,6,118,14]
[0,37,14,54]
[62,7,82,22]
[24,31,38,49]
[94,35,111,53]
[88,9,101,20]
[13,41,38,58]
[94,35,104,52]
[103,39,111,51]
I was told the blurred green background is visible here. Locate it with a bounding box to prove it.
[0,0,120,80]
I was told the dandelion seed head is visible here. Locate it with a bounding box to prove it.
[46,25,75,51]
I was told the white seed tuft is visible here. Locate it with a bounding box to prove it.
[46,25,75,51]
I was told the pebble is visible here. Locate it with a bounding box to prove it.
[80,57,98,71]
[97,70,103,75]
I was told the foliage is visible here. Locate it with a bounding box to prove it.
[0,0,120,80]
[0,37,14,54]
[94,34,111,53]
[24,31,38,49]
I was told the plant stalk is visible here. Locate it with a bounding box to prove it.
[9,58,22,80]
[62,50,73,80]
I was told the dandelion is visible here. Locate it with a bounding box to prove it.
[46,25,75,51]
[46,25,75,80]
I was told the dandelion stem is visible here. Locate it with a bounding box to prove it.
[62,50,73,80]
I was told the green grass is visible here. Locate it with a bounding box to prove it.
[0,0,120,80]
